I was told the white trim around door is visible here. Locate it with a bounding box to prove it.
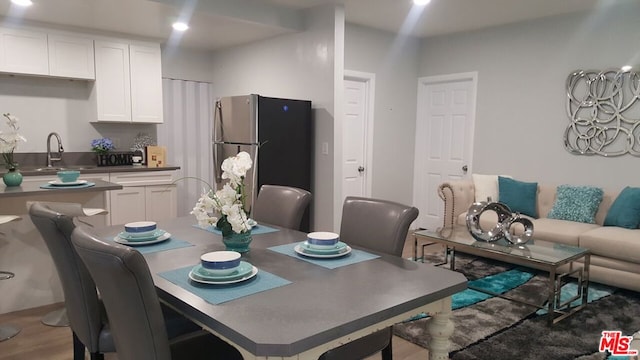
[343,69,375,200]
[413,71,478,229]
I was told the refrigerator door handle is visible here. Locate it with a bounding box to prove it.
[213,143,222,184]
[213,99,223,143]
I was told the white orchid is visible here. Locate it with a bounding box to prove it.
[190,151,253,235]
[221,151,252,187]
[0,113,27,169]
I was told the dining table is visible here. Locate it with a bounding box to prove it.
[92,216,467,360]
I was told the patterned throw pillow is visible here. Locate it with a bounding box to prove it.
[498,177,538,218]
[604,187,640,229]
[547,185,604,224]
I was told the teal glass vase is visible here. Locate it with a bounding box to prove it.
[3,168,23,187]
[222,230,253,253]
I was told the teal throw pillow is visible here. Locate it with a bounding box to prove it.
[498,177,538,218]
[604,187,640,229]
[547,185,603,224]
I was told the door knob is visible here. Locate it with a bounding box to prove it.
[462,165,468,173]
[358,166,365,173]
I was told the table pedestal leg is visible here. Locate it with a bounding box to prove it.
[41,308,69,327]
[427,309,454,360]
[0,324,20,342]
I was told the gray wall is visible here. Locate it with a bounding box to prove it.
[209,5,342,231]
[344,24,420,205]
[418,2,640,190]
[161,47,214,83]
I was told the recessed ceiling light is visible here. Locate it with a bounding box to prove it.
[413,0,431,5]
[11,0,33,6]
[172,22,189,32]
[621,65,632,72]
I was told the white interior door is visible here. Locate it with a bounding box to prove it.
[413,72,477,230]
[342,71,375,202]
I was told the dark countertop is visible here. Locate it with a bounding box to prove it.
[0,179,123,198]
[6,152,180,176]
[3,165,180,177]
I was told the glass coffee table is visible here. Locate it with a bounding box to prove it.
[413,226,590,325]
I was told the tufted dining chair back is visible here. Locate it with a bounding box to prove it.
[29,202,112,360]
[70,226,243,360]
[319,196,419,360]
[339,196,419,257]
[252,185,312,230]
[71,226,172,360]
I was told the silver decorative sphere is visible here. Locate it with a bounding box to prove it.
[465,201,534,244]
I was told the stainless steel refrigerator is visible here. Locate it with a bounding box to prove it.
[213,94,312,231]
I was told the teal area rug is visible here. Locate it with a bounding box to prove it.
[406,268,534,322]
[393,254,639,360]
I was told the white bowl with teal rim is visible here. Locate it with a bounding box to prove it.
[200,251,242,276]
[306,231,340,249]
[124,221,157,238]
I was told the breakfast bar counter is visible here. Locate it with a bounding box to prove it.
[0,177,123,315]
[0,179,122,198]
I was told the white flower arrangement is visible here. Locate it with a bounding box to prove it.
[191,151,253,236]
[0,113,27,170]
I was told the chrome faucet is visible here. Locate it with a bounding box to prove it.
[46,132,64,168]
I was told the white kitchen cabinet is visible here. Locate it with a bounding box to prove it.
[0,27,49,75]
[109,186,146,225]
[145,185,177,222]
[129,44,163,123]
[48,34,95,79]
[93,40,163,123]
[109,171,177,225]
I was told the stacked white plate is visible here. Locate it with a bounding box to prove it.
[188,261,258,285]
[114,222,171,246]
[48,179,89,187]
[294,232,351,258]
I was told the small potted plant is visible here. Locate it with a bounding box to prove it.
[191,151,254,252]
[91,137,115,166]
[0,113,27,186]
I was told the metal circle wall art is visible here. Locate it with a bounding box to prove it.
[465,201,534,245]
[564,69,640,157]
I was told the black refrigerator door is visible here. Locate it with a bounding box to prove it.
[257,96,312,231]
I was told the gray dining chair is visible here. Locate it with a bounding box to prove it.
[28,201,201,360]
[70,226,243,360]
[318,196,419,360]
[252,184,312,230]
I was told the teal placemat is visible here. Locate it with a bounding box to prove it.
[105,236,194,254]
[268,242,380,269]
[158,265,291,305]
[40,182,96,189]
[193,224,280,235]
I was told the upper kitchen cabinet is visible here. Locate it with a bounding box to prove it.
[92,40,163,124]
[48,34,95,79]
[0,27,95,79]
[0,27,49,76]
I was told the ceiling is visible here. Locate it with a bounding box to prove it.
[0,0,623,51]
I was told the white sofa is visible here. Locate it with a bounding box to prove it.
[438,179,640,292]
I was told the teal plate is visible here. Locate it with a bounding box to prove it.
[118,229,166,241]
[190,261,253,282]
[300,241,348,255]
